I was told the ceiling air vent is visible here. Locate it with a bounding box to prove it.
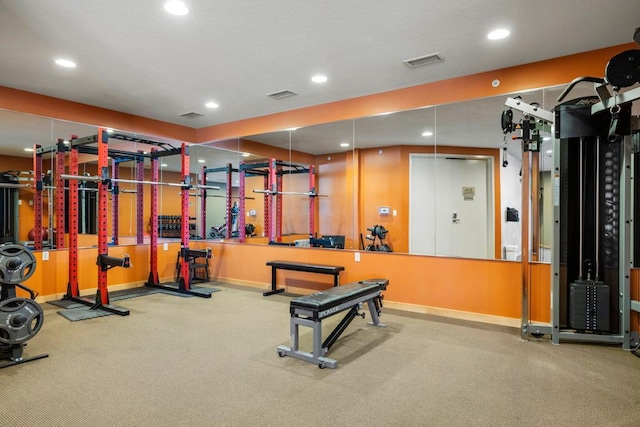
[267,90,298,100]
[403,53,443,68]
[179,112,204,119]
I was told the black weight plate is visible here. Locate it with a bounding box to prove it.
[606,49,640,88]
[0,298,44,345]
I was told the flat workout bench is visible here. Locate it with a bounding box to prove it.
[264,260,345,297]
[277,278,389,369]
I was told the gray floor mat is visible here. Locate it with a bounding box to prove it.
[57,307,114,322]
[52,285,221,321]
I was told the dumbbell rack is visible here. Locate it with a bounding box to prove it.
[158,215,182,238]
[0,244,48,369]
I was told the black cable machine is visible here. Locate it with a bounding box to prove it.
[514,41,640,349]
[0,171,20,244]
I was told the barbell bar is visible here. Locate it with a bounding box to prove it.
[253,189,328,197]
[59,174,220,190]
[0,183,31,189]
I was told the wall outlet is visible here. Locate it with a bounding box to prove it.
[42,251,49,261]
[163,243,168,251]
[355,252,360,262]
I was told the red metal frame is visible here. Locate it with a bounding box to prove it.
[147,149,159,285]
[309,164,316,237]
[55,140,66,249]
[136,152,144,244]
[111,162,119,245]
[225,164,233,239]
[266,160,276,241]
[96,128,110,305]
[33,145,43,250]
[200,165,207,239]
[179,143,191,291]
[239,164,246,243]
[275,160,283,242]
[67,145,79,297]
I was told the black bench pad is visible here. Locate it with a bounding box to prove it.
[290,279,388,313]
[266,261,344,274]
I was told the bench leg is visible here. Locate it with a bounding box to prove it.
[366,297,387,327]
[263,266,285,296]
[276,316,338,369]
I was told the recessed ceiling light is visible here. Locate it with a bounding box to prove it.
[164,0,189,15]
[24,147,34,152]
[312,75,328,83]
[487,29,510,40]
[198,159,205,163]
[55,58,76,68]
[242,153,250,157]
[422,131,433,137]
[205,101,219,109]
[340,142,350,147]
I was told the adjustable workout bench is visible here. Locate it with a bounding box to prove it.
[265,260,344,296]
[277,278,388,369]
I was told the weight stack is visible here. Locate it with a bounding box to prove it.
[569,280,610,331]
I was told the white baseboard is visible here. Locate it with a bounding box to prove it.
[383,300,520,328]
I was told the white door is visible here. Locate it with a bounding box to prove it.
[410,155,493,258]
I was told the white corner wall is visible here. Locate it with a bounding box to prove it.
[500,153,522,259]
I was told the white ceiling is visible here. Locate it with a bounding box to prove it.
[1,0,639,128]
[0,0,639,162]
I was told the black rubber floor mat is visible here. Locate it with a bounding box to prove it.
[53,286,221,321]
[57,307,114,322]
[47,299,84,309]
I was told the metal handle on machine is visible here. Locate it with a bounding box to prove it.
[557,77,606,103]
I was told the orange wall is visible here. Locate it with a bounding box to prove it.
[193,241,521,320]
[631,269,640,332]
[0,86,195,143]
[529,262,551,323]
[19,241,183,300]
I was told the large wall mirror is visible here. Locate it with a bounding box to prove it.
[0,108,248,249]
[2,80,624,264]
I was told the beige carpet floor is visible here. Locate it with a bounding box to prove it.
[1,283,639,426]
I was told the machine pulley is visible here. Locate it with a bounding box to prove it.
[0,298,44,345]
[0,244,37,284]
